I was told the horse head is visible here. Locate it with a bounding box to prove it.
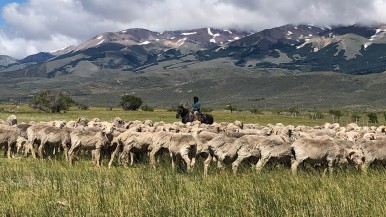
[176,105,190,119]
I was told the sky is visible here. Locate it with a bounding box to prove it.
[1,0,386,59]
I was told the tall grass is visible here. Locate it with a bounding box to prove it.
[1,158,386,216]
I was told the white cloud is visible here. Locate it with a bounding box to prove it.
[1,0,386,58]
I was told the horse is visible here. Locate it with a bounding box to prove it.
[175,105,214,124]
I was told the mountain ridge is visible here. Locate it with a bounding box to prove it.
[0,23,386,108]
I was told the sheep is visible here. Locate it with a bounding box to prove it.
[26,124,49,158]
[37,126,71,160]
[115,130,153,167]
[231,133,293,174]
[290,135,361,175]
[0,126,20,158]
[68,125,114,166]
[191,128,218,176]
[202,132,245,175]
[6,115,17,126]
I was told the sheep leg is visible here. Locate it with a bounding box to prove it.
[62,143,69,162]
[291,159,303,175]
[190,156,196,168]
[256,155,270,172]
[130,152,135,166]
[204,154,213,177]
[149,148,160,168]
[232,155,248,174]
[94,149,102,167]
[38,140,46,159]
[326,158,335,175]
[217,158,225,170]
[68,143,79,165]
[6,143,12,158]
[181,154,192,172]
[170,152,176,170]
[108,143,121,168]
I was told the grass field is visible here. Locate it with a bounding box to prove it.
[1,104,384,126]
[0,105,386,216]
[1,157,386,216]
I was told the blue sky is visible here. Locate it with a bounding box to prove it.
[1,0,386,59]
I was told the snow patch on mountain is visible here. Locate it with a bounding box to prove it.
[96,40,105,46]
[176,38,187,46]
[181,32,197,36]
[207,28,214,36]
[139,41,150,45]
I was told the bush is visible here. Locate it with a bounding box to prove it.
[77,103,89,110]
[351,113,361,123]
[141,105,154,112]
[201,107,213,113]
[225,103,237,113]
[329,109,343,123]
[249,108,262,114]
[367,112,378,124]
[383,111,386,122]
[288,107,300,117]
[309,111,324,119]
[166,106,177,112]
[120,95,143,111]
[29,90,78,113]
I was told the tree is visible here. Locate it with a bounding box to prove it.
[29,90,78,113]
[329,109,343,123]
[120,95,143,111]
[225,103,237,113]
[383,111,386,123]
[351,113,361,124]
[367,112,378,124]
[288,106,300,117]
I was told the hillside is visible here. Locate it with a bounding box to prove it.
[0,24,386,109]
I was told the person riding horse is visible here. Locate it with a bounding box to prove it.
[192,96,201,121]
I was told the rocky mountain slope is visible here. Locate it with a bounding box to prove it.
[0,24,386,108]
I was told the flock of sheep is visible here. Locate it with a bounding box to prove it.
[1,114,386,176]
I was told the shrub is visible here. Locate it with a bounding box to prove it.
[309,111,324,119]
[351,113,361,123]
[367,112,378,124]
[249,108,262,114]
[329,109,343,123]
[225,103,237,113]
[120,95,143,111]
[201,107,214,113]
[77,103,89,110]
[288,107,300,117]
[383,111,386,122]
[29,90,77,113]
[141,105,154,112]
[167,106,177,112]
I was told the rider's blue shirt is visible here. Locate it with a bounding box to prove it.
[192,102,201,112]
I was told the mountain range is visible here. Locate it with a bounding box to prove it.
[0,24,386,109]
